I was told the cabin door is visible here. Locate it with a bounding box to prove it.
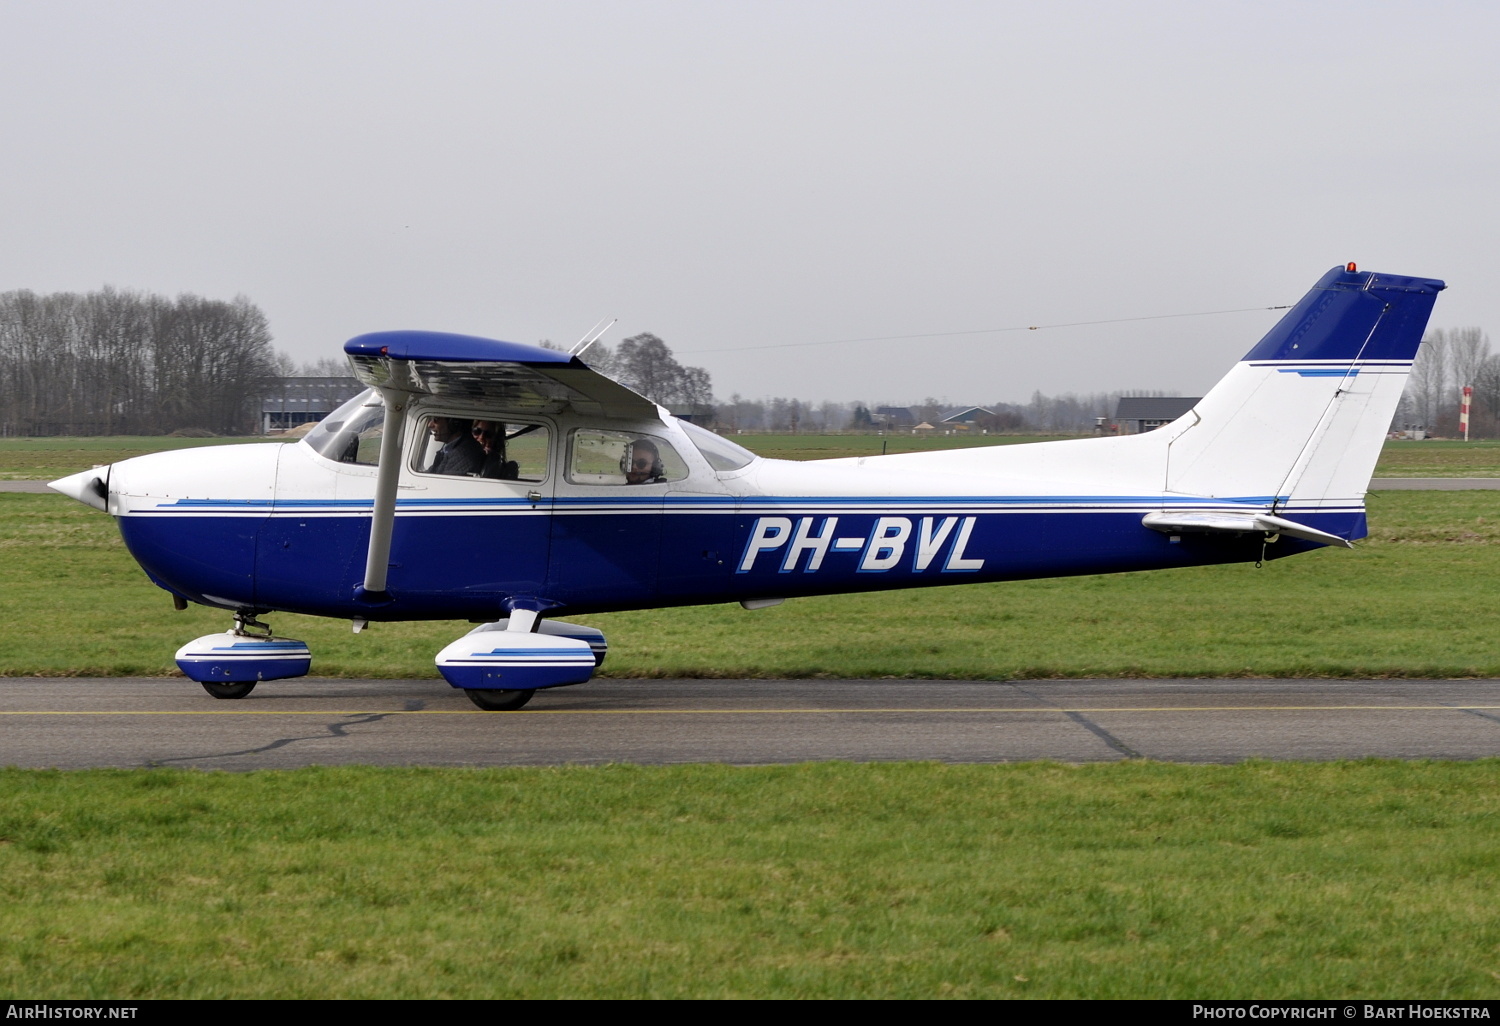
[546,427,670,608]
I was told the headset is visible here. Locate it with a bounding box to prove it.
[620,438,664,480]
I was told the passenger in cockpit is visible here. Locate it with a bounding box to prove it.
[624,439,666,485]
[427,417,485,476]
[473,420,519,480]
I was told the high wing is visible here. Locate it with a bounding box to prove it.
[342,331,663,605]
[344,331,659,419]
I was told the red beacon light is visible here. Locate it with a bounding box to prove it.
[1346,262,1357,273]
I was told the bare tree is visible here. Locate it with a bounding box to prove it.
[0,287,277,436]
[911,397,944,426]
[540,333,712,408]
[612,333,714,407]
[1476,354,1500,419]
[719,394,765,431]
[1405,330,1450,430]
[816,400,845,432]
[1446,327,1491,390]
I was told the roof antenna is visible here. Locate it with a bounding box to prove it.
[570,317,617,357]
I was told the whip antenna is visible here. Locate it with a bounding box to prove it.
[570,317,617,357]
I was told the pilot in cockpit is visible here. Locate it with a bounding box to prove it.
[624,438,666,485]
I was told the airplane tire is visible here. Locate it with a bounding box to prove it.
[465,688,536,711]
[201,681,256,700]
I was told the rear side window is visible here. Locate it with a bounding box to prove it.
[569,429,687,485]
[413,416,550,482]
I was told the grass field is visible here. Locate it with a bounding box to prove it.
[0,435,282,480]
[2,761,1499,999]
[2,490,1499,678]
[6,433,1500,478]
[1372,439,1500,477]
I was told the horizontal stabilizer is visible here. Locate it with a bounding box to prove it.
[1142,511,1352,548]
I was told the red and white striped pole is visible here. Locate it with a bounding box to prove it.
[1460,385,1473,441]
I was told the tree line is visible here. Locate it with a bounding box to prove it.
[1399,327,1497,437]
[2,284,1489,440]
[0,287,277,436]
[712,328,1500,438]
[714,391,1128,434]
[543,333,1124,433]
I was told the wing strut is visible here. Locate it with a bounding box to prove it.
[338,329,666,605]
[355,387,410,604]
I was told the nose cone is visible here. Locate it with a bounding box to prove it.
[49,467,110,511]
[104,442,284,611]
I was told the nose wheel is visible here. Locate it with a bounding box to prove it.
[465,688,535,711]
[176,614,312,697]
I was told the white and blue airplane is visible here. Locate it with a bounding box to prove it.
[50,264,1445,709]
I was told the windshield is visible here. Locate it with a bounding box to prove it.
[677,419,757,472]
[303,388,386,465]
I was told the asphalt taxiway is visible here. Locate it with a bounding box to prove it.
[3,677,1500,769]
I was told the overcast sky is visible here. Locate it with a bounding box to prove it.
[2,1,1495,406]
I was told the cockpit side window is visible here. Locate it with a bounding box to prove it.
[568,429,688,485]
[304,389,386,465]
[411,415,550,482]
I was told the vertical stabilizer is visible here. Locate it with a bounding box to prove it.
[1164,266,1445,520]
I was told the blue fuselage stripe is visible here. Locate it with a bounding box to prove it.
[115,503,1365,620]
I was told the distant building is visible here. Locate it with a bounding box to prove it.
[260,376,364,434]
[872,406,915,430]
[870,406,996,433]
[1113,396,1200,434]
[939,406,994,431]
